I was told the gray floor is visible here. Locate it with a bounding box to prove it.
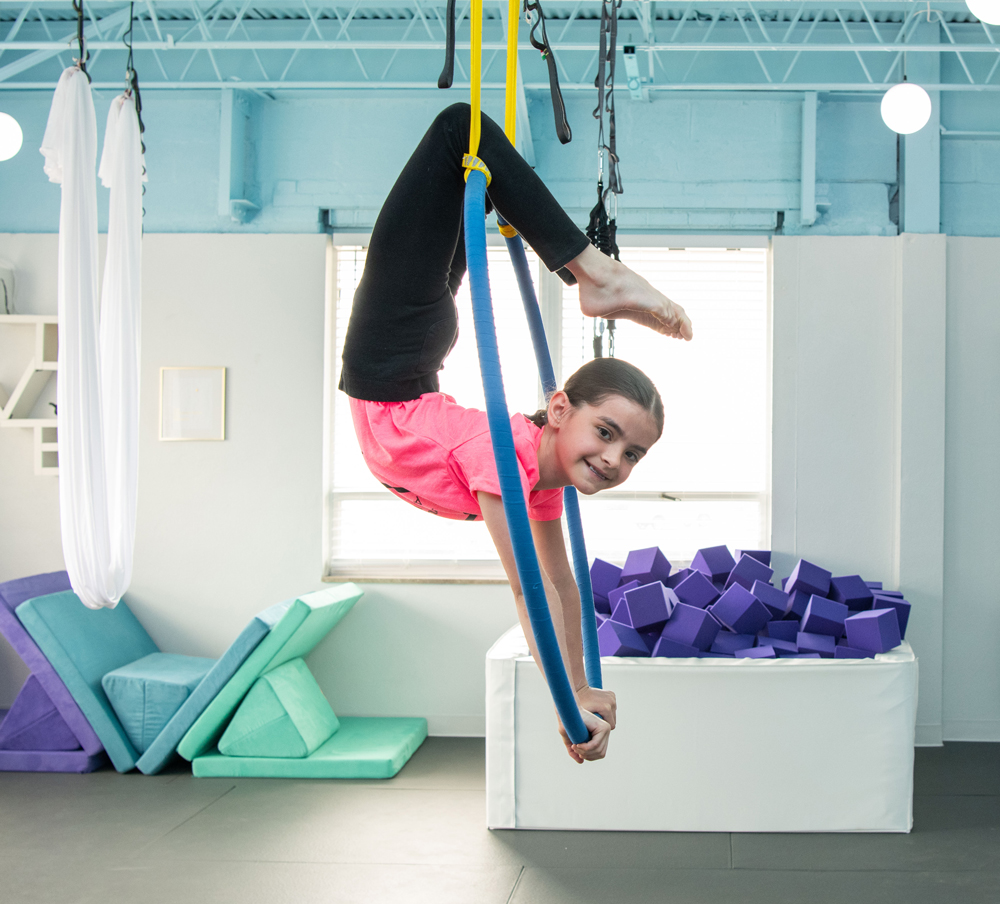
[1,740,999,904]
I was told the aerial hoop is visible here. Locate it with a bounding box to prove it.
[459,0,602,746]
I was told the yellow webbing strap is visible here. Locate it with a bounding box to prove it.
[465,0,484,174]
[462,154,491,185]
[504,0,519,146]
[498,0,520,238]
[466,0,521,235]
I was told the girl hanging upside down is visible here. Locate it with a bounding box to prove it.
[340,104,693,763]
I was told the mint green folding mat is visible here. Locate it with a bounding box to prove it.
[193,717,428,779]
[177,584,362,761]
[180,583,427,779]
[217,658,338,758]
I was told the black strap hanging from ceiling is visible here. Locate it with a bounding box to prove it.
[437,0,457,89]
[435,0,570,145]
[525,0,571,145]
[72,0,90,81]
[587,0,622,358]
[123,1,147,220]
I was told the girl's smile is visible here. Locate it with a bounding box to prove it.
[535,392,661,493]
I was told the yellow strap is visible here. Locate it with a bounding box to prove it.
[504,0,519,146]
[462,154,491,186]
[465,0,484,174]
[466,0,520,235]
[498,0,520,237]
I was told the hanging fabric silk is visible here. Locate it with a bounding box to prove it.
[97,93,144,606]
[40,69,143,609]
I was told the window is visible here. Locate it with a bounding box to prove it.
[561,247,770,564]
[324,238,769,581]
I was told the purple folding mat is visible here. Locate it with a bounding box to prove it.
[0,572,106,772]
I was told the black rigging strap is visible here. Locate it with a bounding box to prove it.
[587,0,623,357]
[123,1,147,221]
[437,0,457,89]
[525,0,571,144]
[72,0,90,81]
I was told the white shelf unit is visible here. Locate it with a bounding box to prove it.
[0,315,58,476]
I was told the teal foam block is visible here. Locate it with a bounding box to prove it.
[135,600,289,775]
[178,584,363,762]
[193,716,428,779]
[219,658,339,758]
[102,654,215,754]
[16,591,159,772]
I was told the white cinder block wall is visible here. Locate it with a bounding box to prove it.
[1,233,998,741]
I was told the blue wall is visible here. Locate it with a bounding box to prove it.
[1,85,999,235]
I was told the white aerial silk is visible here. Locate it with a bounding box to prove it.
[40,68,144,610]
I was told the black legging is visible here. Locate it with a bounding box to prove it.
[339,103,590,403]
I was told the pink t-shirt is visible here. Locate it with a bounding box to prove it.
[349,393,564,522]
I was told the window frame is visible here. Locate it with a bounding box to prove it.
[321,233,772,584]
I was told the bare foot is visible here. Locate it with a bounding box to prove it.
[565,244,694,341]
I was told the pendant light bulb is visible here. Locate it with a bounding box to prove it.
[0,112,23,162]
[966,0,1000,26]
[880,82,932,135]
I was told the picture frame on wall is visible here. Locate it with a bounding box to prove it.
[159,366,226,441]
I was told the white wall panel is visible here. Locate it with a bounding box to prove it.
[772,235,946,745]
[942,237,1000,741]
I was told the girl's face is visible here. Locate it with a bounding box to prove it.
[547,392,661,495]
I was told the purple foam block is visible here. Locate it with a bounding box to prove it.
[597,619,649,657]
[765,638,799,656]
[0,572,103,760]
[608,581,641,613]
[762,619,800,642]
[736,645,777,659]
[781,576,789,590]
[866,581,883,590]
[845,608,901,654]
[620,547,671,587]
[800,595,849,638]
[796,631,837,657]
[710,632,757,655]
[595,611,608,626]
[660,603,720,651]
[610,598,635,628]
[725,555,775,592]
[871,595,911,638]
[0,675,80,751]
[873,590,905,598]
[640,629,662,653]
[786,590,812,620]
[674,571,720,609]
[594,595,612,616]
[623,582,677,632]
[786,559,832,597]
[691,545,737,584]
[651,636,700,658]
[786,653,822,659]
[699,651,734,659]
[751,581,791,620]
[664,567,693,589]
[828,575,875,611]
[736,550,772,567]
[709,585,771,636]
[835,644,876,659]
[590,558,623,601]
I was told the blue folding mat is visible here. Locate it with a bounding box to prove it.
[14,586,292,773]
[0,572,106,772]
